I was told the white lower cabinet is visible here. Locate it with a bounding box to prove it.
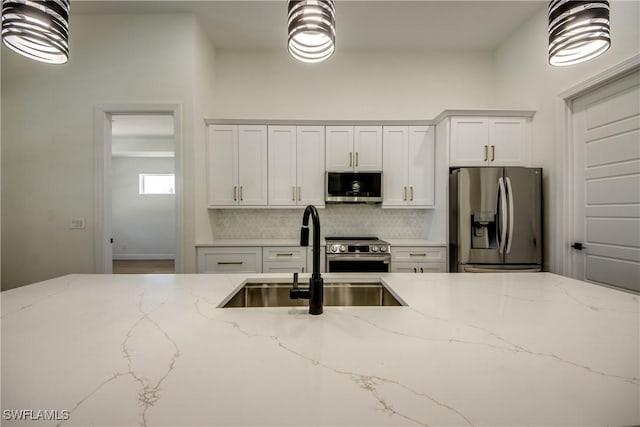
[197,247,263,273]
[262,247,308,273]
[391,246,447,273]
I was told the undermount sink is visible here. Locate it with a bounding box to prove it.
[221,280,406,308]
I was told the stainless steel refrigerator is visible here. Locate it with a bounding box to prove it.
[449,167,542,272]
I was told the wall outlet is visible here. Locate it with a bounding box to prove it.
[70,217,86,229]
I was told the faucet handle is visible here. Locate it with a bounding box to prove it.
[292,272,299,289]
[300,226,309,246]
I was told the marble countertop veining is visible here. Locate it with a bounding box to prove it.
[1,272,638,426]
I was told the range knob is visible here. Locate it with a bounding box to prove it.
[331,245,339,253]
[380,246,387,252]
[340,245,346,253]
[371,246,379,252]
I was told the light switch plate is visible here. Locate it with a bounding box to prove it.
[70,217,86,229]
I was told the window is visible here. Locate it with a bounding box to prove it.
[139,174,175,195]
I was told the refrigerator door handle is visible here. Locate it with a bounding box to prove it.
[505,176,514,254]
[498,177,508,254]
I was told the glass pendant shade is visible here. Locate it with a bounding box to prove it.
[288,0,336,63]
[2,0,70,64]
[548,0,610,66]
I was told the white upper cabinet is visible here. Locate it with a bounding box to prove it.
[267,126,297,206]
[383,126,435,208]
[488,117,528,166]
[449,116,529,167]
[268,125,325,207]
[207,124,268,207]
[297,126,326,206]
[326,126,382,171]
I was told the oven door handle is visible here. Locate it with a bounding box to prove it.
[326,255,391,262]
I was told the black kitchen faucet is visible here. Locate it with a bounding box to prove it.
[290,205,323,315]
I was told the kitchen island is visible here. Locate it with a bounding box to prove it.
[1,272,638,426]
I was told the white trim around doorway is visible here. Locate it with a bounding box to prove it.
[554,54,640,277]
[94,104,184,274]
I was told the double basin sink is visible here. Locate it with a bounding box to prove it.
[221,279,406,308]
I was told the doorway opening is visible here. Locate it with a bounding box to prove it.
[111,114,176,274]
[94,105,182,274]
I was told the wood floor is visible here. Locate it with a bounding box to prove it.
[112,259,175,274]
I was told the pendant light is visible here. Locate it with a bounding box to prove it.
[1,0,70,64]
[287,0,336,63]
[548,0,610,66]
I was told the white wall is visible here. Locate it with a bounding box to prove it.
[112,157,175,259]
[211,48,495,120]
[1,14,200,289]
[492,1,640,271]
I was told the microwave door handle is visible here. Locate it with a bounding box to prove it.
[505,177,514,254]
[497,177,507,254]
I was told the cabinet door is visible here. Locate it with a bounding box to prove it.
[268,126,297,206]
[354,126,383,171]
[382,126,409,207]
[297,126,326,206]
[207,125,238,206]
[326,126,353,171]
[489,117,528,166]
[238,125,268,206]
[450,117,489,166]
[408,126,435,207]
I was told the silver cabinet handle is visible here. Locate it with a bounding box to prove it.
[297,186,301,201]
[234,186,237,201]
[410,186,414,201]
[484,145,488,162]
[276,253,294,257]
[218,261,243,265]
[292,186,296,201]
[404,186,407,201]
[491,145,496,162]
[349,152,353,167]
[355,151,359,167]
[410,253,427,257]
[240,186,243,201]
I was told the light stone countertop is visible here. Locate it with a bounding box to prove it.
[196,239,446,247]
[1,272,638,426]
[382,239,447,246]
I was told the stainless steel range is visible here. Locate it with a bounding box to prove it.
[325,236,391,272]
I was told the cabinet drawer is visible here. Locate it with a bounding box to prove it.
[263,247,307,262]
[263,261,307,274]
[391,262,447,273]
[197,247,262,273]
[391,247,446,263]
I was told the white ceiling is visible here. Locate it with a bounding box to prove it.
[71,1,546,50]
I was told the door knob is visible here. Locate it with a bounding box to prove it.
[571,242,584,250]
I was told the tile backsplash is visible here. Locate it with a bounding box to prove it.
[212,205,429,239]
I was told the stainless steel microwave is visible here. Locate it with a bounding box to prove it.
[325,172,383,203]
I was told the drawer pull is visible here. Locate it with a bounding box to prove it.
[410,253,427,257]
[217,261,243,265]
[276,253,294,257]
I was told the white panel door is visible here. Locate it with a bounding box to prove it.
[382,126,409,206]
[238,125,268,206]
[268,126,297,206]
[325,126,353,171]
[354,126,383,171]
[572,70,640,292]
[450,117,489,166]
[297,126,325,206]
[207,125,238,206]
[408,126,435,207]
[489,117,528,166]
